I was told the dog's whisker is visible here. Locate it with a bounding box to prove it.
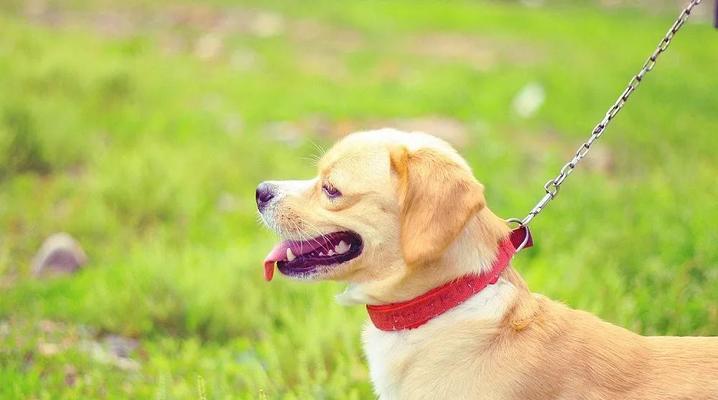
[307,140,327,166]
[300,155,321,164]
[308,225,335,254]
[300,221,332,252]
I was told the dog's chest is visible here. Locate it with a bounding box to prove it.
[362,280,516,400]
[363,326,410,400]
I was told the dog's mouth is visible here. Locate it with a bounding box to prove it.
[262,231,363,281]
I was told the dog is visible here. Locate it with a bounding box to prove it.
[257,129,718,399]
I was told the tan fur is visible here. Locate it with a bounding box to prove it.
[261,129,718,399]
[392,145,486,266]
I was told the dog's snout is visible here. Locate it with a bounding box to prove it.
[256,182,277,211]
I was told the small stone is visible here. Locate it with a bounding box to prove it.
[102,334,139,359]
[38,342,60,356]
[32,233,87,277]
[82,335,140,371]
[64,364,78,387]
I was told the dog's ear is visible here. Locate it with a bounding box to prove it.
[390,146,485,266]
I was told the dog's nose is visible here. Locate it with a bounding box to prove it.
[256,182,276,211]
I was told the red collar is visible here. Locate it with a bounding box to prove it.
[366,226,532,331]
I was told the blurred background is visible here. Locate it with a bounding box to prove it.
[0,0,716,398]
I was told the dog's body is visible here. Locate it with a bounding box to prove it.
[258,130,718,399]
[365,283,718,400]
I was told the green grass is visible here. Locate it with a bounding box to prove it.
[1,0,717,398]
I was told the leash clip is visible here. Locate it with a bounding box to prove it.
[507,218,533,252]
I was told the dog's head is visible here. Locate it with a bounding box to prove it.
[258,129,505,300]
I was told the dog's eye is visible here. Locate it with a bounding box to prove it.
[322,183,342,199]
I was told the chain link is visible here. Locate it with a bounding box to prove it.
[517,0,703,227]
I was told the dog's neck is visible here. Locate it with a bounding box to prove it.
[337,208,529,305]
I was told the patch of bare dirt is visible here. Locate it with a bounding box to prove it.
[598,0,710,17]
[22,1,366,71]
[264,117,618,176]
[22,1,552,77]
[24,1,144,38]
[377,117,470,148]
[4,318,143,372]
[516,129,616,175]
[404,33,544,71]
[289,19,365,54]
[264,116,470,148]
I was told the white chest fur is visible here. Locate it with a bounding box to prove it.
[362,279,517,400]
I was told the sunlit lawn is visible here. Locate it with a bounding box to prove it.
[1,0,717,398]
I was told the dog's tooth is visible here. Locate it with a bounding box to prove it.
[336,240,350,254]
[286,248,296,262]
[327,250,335,256]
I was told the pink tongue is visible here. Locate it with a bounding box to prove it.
[262,239,327,282]
[263,242,290,282]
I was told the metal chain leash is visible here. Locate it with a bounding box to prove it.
[514,0,703,227]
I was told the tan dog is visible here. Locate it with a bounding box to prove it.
[257,129,718,399]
